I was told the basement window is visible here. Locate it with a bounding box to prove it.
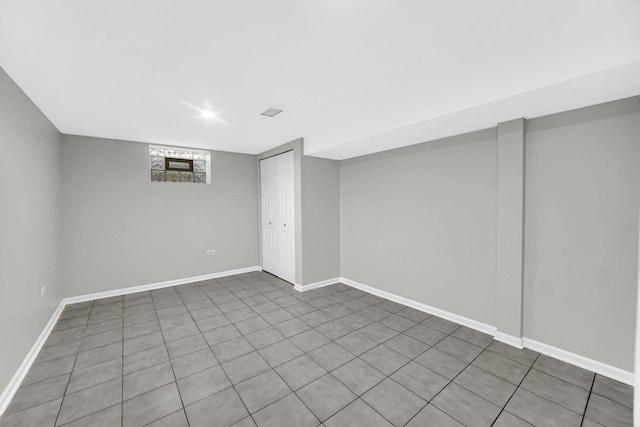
[149,145,211,183]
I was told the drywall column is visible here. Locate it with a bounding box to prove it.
[300,155,340,286]
[495,118,526,347]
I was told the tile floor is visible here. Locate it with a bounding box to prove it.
[0,271,633,426]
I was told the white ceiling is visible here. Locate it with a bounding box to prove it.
[1,0,639,160]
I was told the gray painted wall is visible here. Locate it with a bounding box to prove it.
[301,155,340,285]
[1,59,638,399]
[340,129,499,326]
[0,67,63,391]
[523,97,640,371]
[340,97,639,371]
[61,135,259,297]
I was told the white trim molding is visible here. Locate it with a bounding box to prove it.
[3,269,635,418]
[294,277,341,293]
[64,266,262,305]
[0,266,261,417]
[0,300,66,416]
[523,338,634,386]
[494,332,524,349]
[340,277,497,337]
[340,276,635,387]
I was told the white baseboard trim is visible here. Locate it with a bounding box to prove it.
[340,277,497,337]
[3,269,633,417]
[339,276,634,387]
[523,338,634,386]
[64,266,262,305]
[294,277,341,293]
[494,332,524,349]
[0,300,66,417]
[0,266,262,417]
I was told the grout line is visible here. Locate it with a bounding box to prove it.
[579,374,596,427]
[524,364,594,393]
[280,297,435,426]
[488,352,541,426]
[159,278,622,421]
[187,276,332,421]
[452,344,600,409]
[246,280,375,423]
[398,326,472,427]
[496,361,600,419]
[52,300,93,426]
[145,278,454,423]
[151,290,192,427]
[128,279,360,420]
[3,272,615,427]
[195,281,262,426]
[582,374,598,427]
[258,355,323,424]
[0,278,453,425]
[143,409,186,426]
[0,374,74,418]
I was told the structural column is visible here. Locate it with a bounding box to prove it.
[496,118,526,347]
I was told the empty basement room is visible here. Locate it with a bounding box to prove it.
[1,2,640,427]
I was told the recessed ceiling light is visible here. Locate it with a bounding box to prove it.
[261,107,283,118]
[201,110,216,119]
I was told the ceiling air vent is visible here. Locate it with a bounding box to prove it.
[260,107,283,118]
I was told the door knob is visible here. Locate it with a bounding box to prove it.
[284,224,287,227]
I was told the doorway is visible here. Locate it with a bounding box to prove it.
[260,151,295,283]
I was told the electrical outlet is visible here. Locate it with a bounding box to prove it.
[41,283,48,297]
[206,249,215,256]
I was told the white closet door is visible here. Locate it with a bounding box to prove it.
[260,151,295,283]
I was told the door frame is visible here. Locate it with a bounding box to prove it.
[256,139,304,285]
[259,150,295,283]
